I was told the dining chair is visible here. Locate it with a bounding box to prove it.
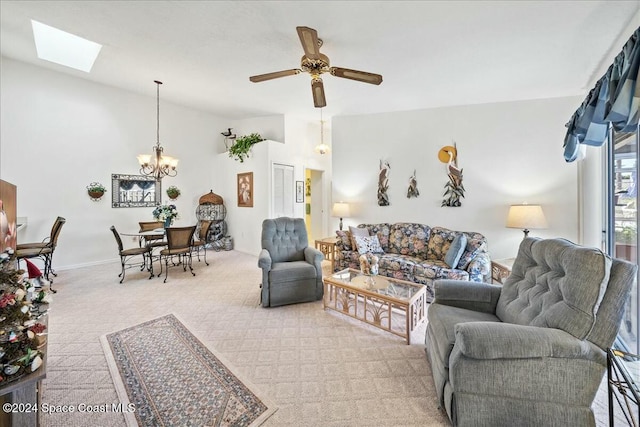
[16,216,66,288]
[138,221,166,248]
[158,226,196,283]
[192,220,213,266]
[110,226,153,283]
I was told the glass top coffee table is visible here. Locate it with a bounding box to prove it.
[323,268,427,344]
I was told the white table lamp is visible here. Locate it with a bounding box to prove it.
[506,204,548,238]
[332,202,350,231]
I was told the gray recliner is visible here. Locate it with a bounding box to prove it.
[425,237,636,426]
[258,217,324,307]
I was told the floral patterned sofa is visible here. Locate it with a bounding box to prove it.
[335,223,491,302]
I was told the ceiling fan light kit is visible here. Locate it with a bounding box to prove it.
[249,26,383,108]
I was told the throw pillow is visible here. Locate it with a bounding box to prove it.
[354,235,384,255]
[349,226,370,249]
[444,233,467,268]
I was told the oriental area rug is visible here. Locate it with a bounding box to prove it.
[101,314,277,426]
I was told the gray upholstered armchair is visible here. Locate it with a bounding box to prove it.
[425,237,636,426]
[258,217,324,307]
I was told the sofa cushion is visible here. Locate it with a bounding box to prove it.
[415,260,470,282]
[388,223,431,258]
[354,235,384,255]
[496,238,612,340]
[444,233,467,268]
[427,303,501,368]
[378,253,422,282]
[427,227,459,261]
[269,260,317,282]
[336,230,352,250]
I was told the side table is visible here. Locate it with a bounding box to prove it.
[491,258,515,284]
[315,237,338,272]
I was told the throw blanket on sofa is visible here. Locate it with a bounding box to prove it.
[335,222,491,301]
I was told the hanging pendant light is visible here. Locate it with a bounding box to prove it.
[137,80,178,180]
[314,108,330,155]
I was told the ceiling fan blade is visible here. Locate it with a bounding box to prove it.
[311,78,326,108]
[249,69,300,83]
[297,26,321,60]
[330,67,383,85]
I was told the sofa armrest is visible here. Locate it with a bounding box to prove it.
[454,322,605,364]
[434,280,501,314]
[258,249,272,270]
[466,251,492,282]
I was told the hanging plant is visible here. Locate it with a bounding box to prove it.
[228,133,264,163]
[87,182,107,201]
[166,186,181,200]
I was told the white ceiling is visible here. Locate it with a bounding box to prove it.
[1,1,638,121]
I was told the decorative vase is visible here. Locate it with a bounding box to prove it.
[164,218,172,228]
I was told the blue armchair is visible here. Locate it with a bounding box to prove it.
[258,217,324,307]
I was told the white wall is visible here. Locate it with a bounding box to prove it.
[0,58,228,268]
[212,116,332,256]
[332,97,582,259]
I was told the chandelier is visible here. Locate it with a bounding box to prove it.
[137,80,178,179]
[314,108,330,155]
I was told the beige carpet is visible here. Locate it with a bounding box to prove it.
[40,251,449,426]
[39,250,616,426]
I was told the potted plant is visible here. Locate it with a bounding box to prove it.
[87,182,107,200]
[166,186,181,200]
[228,133,264,163]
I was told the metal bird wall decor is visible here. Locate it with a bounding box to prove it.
[407,169,419,198]
[221,128,236,150]
[378,160,390,206]
[438,143,465,207]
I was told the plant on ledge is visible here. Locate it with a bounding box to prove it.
[166,186,181,200]
[228,133,264,163]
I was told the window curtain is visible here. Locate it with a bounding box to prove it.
[564,27,640,162]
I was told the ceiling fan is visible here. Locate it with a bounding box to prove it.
[249,26,383,108]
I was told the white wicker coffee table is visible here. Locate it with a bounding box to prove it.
[323,268,427,344]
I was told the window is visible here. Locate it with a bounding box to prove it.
[607,129,639,353]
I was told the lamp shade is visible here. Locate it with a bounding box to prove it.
[332,202,350,218]
[506,204,548,230]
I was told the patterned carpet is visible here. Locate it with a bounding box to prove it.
[102,314,276,426]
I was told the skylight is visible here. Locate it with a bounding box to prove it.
[31,20,102,73]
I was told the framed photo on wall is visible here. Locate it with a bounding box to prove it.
[296,180,304,203]
[237,172,253,207]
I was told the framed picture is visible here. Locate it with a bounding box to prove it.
[296,180,304,203]
[237,172,253,207]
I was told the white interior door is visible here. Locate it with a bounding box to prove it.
[272,163,294,218]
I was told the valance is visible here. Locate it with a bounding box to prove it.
[564,27,640,162]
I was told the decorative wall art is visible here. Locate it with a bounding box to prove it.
[296,181,304,203]
[378,160,390,206]
[305,178,311,197]
[438,143,465,207]
[407,170,419,198]
[111,174,161,208]
[237,172,253,207]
